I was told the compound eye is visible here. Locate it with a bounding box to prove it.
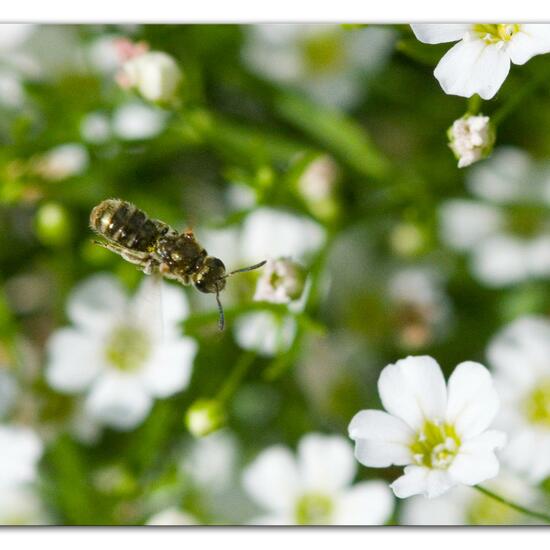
[194,278,211,294]
[210,258,225,270]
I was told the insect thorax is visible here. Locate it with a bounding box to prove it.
[155,233,208,281]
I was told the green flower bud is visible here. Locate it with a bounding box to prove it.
[35,202,72,247]
[185,398,226,437]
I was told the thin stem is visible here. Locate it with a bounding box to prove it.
[216,351,256,404]
[467,94,482,115]
[473,485,550,524]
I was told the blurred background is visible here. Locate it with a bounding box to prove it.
[2,23,550,526]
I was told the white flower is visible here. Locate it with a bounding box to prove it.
[118,50,182,104]
[146,507,197,525]
[401,473,541,525]
[243,25,395,109]
[411,24,550,99]
[183,430,238,491]
[46,274,197,431]
[487,316,550,482]
[254,258,306,304]
[440,147,550,287]
[80,112,111,144]
[242,433,394,525]
[233,311,297,358]
[448,115,495,168]
[240,207,325,265]
[349,355,506,499]
[112,101,167,141]
[0,486,49,525]
[33,143,89,181]
[388,267,451,350]
[0,425,42,488]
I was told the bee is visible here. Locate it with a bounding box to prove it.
[89,199,266,330]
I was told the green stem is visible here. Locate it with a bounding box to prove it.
[216,351,256,404]
[467,94,482,115]
[473,485,550,524]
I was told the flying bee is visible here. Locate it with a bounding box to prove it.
[89,199,266,330]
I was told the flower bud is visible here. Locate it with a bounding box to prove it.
[35,202,72,247]
[448,114,495,168]
[295,155,340,221]
[253,257,306,304]
[118,51,183,104]
[185,399,226,438]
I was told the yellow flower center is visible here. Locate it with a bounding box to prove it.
[301,32,346,75]
[104,325,150,372]
[524,378,550,427]
[294,493,334,525]
[473,24,521,45]
[410,420,461,469]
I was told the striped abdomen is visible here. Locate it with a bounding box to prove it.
[90,199,162,252]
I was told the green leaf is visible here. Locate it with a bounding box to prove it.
[274,92,390,179]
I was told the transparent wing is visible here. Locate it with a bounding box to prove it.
[131,273,165,342]
[130,275,190,343]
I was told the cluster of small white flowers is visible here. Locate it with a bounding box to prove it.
[440,147,550,287]
[487,317,550,482]
[0,424,45,525]
[448,115,494,168]
[46,274,197,431]
[243,25,395,109]
[242,433,394,525]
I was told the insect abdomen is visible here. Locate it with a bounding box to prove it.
[90,199,160,252]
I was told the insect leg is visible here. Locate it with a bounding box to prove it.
[93,240,158,273]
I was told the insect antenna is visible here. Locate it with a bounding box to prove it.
[224,260,267,278]
[215,287,225,331]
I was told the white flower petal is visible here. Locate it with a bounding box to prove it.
[67,274,126,333]
[508,25,550,65]
[445,362,499,438]
[471,235,530,287]
[434,39,511,99]
[410,24,470,44]
[527,236,550,277]
[297,433,356,494]
[400,490,469,525]
[46,328,103,393]
[348,410,413,467]
[0,426,42,488]
[247,513,295,525]
[448,451,500,487]
[147,508,197,525]
[233,311,296,357]
[140,337,196,398]
[466,147,533,204]
[392,465,456,499]
[242,446,299,513]
[425,470,456,498]
[390,465,429,498]
[378,356,447,430]
[334,480,394,525]
[487,316,550,386]
[240,207,325,264]
[85,372,152,430]
[130,278,190,340]
[439,200,503,252]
